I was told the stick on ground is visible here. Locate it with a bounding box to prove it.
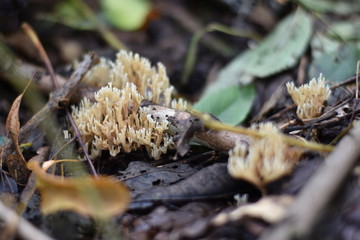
[0,200,54,240]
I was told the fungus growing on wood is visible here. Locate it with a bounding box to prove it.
[227,122,302,190]
[72,51,187,159]
[286,74,331,119]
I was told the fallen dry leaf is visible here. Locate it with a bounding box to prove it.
[212,195,294,225]
[28,159,131,219]
[5,91,31,184]
[6,94,22,140]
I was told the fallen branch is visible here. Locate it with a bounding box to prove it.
[141,101,333,154]
[140,102,250,156]
[22,52,97,140]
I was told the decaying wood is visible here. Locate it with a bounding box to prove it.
[141,101,250,156]
[260,121,360,240]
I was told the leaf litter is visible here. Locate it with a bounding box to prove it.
[0,1,360,239]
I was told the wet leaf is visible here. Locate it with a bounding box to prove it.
[28,160,130,219]
[194,84,255,125]
[101,0,151,31]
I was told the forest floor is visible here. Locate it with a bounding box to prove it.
[0,0,360,240]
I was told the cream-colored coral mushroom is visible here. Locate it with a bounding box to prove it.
[228,122,302,190]
[72,83,175,159]
[82,50,186,110]
[286,74,331,119]
[72,51,188,159]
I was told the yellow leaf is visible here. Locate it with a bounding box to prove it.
[28,160,130,219]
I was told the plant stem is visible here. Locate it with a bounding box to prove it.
[70,0,128,50]
[190,109,334,152]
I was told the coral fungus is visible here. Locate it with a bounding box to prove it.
[286,74,331,119]
[72,51,187,159]
[228,122,302,190]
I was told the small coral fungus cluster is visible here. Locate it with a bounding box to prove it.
[286,74,331,119]
[227,122,303,190]
[228,75,331,190]
[72,51,187,159]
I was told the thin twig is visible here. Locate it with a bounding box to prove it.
[1,53,97,170]
[69,0,127,50]
[0,200,54,240]
[141,102,332,153]
[330,75,356,90]
[21,23,98,176]
[356,60,359,99]
[190,110,334,152]
[66,108,98,176]
[17,147,50,215]
[22,23,60,89]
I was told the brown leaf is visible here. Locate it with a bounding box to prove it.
[6,93,22,140]
[5,92,30,184]
[28,159,131,219]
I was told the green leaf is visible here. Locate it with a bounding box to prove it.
[202,8,313,98]
[221,9,312,81]
[101,0,151,31]
[310,33,341,59]
[195,10,312,125]
[328,21,360,41]
[41,1,96,30]
[194,84,255,125]
[309,44,360,83]
[242,9,312,78]
[297,0,360,15]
